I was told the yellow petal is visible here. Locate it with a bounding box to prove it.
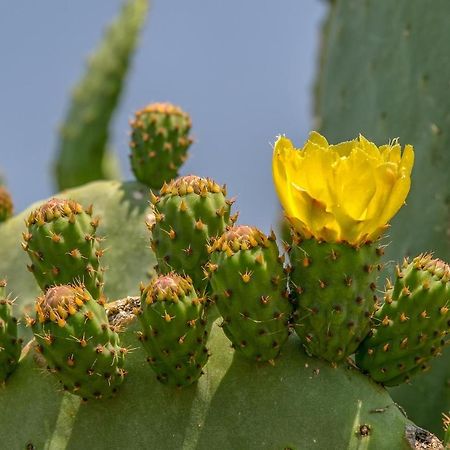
[272,132,414,245]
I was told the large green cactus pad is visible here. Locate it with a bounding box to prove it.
[54,0,149,190]
[0,180,155,312]
[316,0,450,435]
[0,319,433,449]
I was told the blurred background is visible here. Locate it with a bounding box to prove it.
[0,0,326,233]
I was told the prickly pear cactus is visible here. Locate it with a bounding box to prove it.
[0,280,21,382]
[356,255,450,386]
[130,103,193,188]
[31,285,127,400]
[0,185,13,223]
[23,199,105,298]
[138,273,209,387]
[0,177,443,448]
[150,175,235,291]
[207,225,291,363]
[54,0,148,190]
[316,0,450,435]
[289,235,381,362]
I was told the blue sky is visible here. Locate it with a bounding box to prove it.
[0,0,326,233]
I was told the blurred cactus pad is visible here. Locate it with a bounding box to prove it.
[316,0,450,437]
[54,0,148,191]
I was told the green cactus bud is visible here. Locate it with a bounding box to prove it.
[149,175,236,291]
[31,284,127,400]
[0,280,21,382]
[23,198,105,298]
[138,273,209,387]
[0,186,13,223]
[207,225,292,363]
[356,254,450,386]
[130,103,193,188]
[289,233,382,362]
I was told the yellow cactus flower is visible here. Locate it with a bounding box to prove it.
[272,131,414,245]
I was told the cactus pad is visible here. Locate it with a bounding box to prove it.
[149,175,235,291]
[31,285,127,400]
[0,186,13,223]
[138,273,209,387]
[356,254,450,386]
[208,225,291,362]
[55,0,148,190]
[130,102,193,188]
[289,234,381,362]
[0,280,21,382]
[23,198,105,298]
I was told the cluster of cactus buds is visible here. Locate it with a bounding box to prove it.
[22,198,105,298]
[129,102,193,189]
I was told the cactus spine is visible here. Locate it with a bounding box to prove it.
[0,280,21,382]
[288,234,381,362]
[208,225,292,363]
[138,273,209,387]
[356,255,450,386]
[0,186,13,223]
[149,175,235,291]
[23,198,105,298]
[31,285,127,400]
[130,103,193,188]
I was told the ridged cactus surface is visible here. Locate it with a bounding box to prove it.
[208,225,291,363]
[0,180,155,311]
[130,103,193,188]
[54,0,148,190]
[316,0,450,435]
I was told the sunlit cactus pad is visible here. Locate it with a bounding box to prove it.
[0,317,435,449]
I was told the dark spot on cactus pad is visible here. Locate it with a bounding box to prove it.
[358,424,371,437]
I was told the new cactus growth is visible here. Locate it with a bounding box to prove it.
[207,225,292,363]
[149,175,235,291]
[138,273,209,387]
[0,185,13,223]
[356,254,450,386]
[0,280,21,383]
[30,284,127,400]
[130,103,193,188]
[23,198,105,298]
